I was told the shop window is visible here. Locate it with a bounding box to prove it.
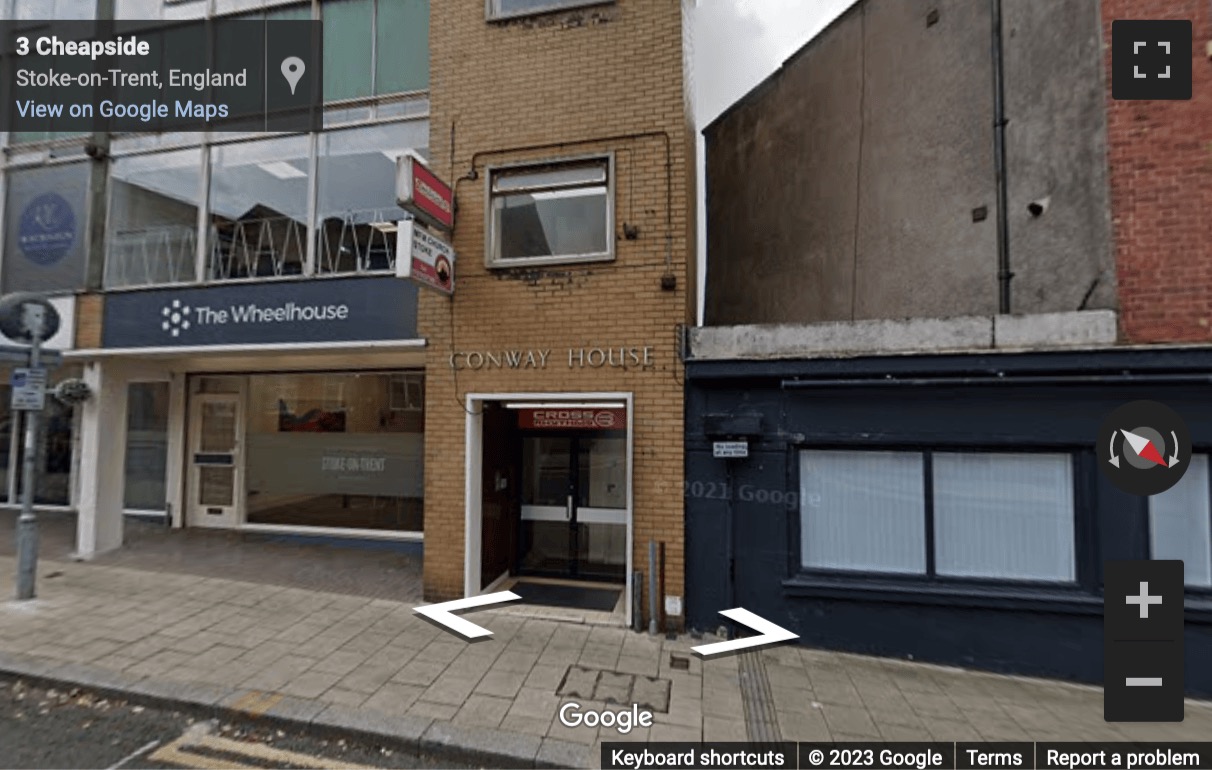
[389,374,424,412]
[933,453,1075,581]
[0,384,11,500]
[315,121,427,274]
[105,148,203,288]
[0,367,81,507]
[207,135,310,280]
[800,450,927,574]
[486,0,613,21]
[324,0,428,101]
[799,449,1077,583]
[487,158,613,267]
[244,372,424,532]
[14,396,75,507]
[1150,454,1212,588]
[123,383,170,511]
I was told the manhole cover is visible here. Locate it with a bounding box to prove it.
[556,665,672,713]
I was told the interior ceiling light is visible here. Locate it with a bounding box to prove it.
[257,161,306,179]
[503,402,625,409]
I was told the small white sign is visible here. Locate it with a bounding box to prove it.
[713,440,749,459]
[11,367,47,411]
[397,220,455,295]
[664,595,683,617]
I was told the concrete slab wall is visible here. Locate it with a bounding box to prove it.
[704,0,1113,327]
[1002,0,1115,313]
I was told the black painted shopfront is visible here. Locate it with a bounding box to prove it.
[684,349,1212,696]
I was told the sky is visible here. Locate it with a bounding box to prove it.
[691,0,858,320]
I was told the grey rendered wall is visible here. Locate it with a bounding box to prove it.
[704,0,1113,325]
[1002,0,1115,312]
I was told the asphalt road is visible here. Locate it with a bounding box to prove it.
[0,677,475,770]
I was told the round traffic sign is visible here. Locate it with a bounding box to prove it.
[0,292,60,345]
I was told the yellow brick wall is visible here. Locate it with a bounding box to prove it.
[420,0,696,628]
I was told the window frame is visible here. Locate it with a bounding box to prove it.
[791,445,1084,588]
[484,153,616,269]
[1148,452,1212,593]
[485,0,614,22]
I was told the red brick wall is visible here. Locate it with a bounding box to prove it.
[1104,0,1212,342]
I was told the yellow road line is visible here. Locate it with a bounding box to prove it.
[228,690,284,716]
[147,743,262,770]
[192,734,380,770]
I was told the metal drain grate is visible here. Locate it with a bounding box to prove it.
[738,651,781,742]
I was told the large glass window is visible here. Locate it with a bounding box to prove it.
[123,383,170,511]
[207,135,310,280]
[244,372,424,532]
[315,121,427,274]
[800,450,927,574]
[799,449,1077,582]
[1150,454,1212,588]
[106,148,203,288]
[933,453,1075,581]
[0,366,80,507]
[324,0,428,101]
[489,159,613,266]
[12,386,77,507]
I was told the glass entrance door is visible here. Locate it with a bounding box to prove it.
[519,433,626,580]
[187,394,243,528]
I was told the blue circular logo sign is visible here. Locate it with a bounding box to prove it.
[18,192,76,266]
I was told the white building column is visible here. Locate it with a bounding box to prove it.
[75,360,129,558]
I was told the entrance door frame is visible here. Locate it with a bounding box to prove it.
[184,376,248,529]
[186,390,246,528]
[464,392,633,625]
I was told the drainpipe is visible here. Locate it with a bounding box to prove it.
[991,0,1012,314]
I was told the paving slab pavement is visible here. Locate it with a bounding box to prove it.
[0,553,1210,769]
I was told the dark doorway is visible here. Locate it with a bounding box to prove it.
[517,428,627,581]
[480,402,520,589]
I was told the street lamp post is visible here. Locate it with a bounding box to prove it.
[0,292,62,601]
[15,304,46,600]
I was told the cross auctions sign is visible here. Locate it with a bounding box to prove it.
[396,155,454,231]
[397,220,455,295]
[518,407,626,430]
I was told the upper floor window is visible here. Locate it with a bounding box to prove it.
[487,157,614,268]
[486,0,612,21]
[324,0,429,100]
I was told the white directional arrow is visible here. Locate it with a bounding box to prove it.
[691,607,799,658]
[1169,430,1181,467]
[413,591,521,640]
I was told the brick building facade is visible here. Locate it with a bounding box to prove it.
[1104,0,1212,343]
[419,0,696,628]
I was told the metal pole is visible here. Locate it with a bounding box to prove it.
[15,308,44,600]
[648,540,658,636]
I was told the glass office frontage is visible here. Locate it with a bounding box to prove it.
[103,120,429,290]
[217,371,425,533]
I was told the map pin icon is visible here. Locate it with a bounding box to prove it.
[281,56,305,95]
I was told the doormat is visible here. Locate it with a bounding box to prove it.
[511,581,621,611]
